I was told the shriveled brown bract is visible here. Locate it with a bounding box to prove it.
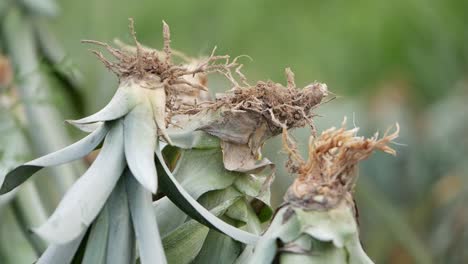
[181,68,329,133]
[189,69,329,172]
[283,119,399,210]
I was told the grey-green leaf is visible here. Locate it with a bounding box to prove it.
[192,227,242,264]
[126,170,167,264]
[225,199,262,235]
[106,177,135,264]
[0,123,109,194]
[163,216,210,264]
[155,149,259,245]
[154,148,240,236]
[36,233,85,264]
[172,148,238,199]
[124,101,158,193]
[34,123,125,243]
[240,206,301,264]
[279,236,347,264]
[66,121,104,133]
[69,84,138,124]
[154,197,187,237]
[81,206,110,264]
[295,203,356,248]
[166,111,220,149]
[163,191,241,264]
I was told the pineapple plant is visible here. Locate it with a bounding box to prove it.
[0,15,401,264]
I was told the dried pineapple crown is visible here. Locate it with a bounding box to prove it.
[283,118,399,210]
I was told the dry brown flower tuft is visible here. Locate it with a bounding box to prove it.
[180,68,329,133]
[81,19,236,96]
[283,118,399,210]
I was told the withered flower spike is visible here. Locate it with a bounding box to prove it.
[82,40,125,61]
[282,128,306,169]
[89,50,118,75]
[176,68,328,136]
[283,119,400,210]
[162,20,172,64]
[128,18,144,76]
[285,67,296,89]
[172,79,208,91]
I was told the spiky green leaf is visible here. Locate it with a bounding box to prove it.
[34,122,125,243]
[155,149,259,245]
[0,123,108,194]
[126,170,166,264]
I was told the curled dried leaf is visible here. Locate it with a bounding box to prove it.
[283,118,400,210]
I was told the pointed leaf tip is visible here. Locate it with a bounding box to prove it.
[71,84,139,124]
[0,123,109,194]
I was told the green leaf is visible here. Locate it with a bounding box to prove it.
[154,149,239,236]
[239,206,301,264]
[66,121,103,133]
[277,203,373,264]
[155,149,259,245]
[172,149,239,198]
[166,112,220,149]
[163,191,241,264]
[192,225,242,264]
[154,197,187,237]
[0,123,108,194]
[81,206,109,264]
[171,131,220,149]
[279,236,347,264]
[294,203,356,248]
[225,199,262,235]
[124,100,158,193]
[346,236,374,264]
[69,83,139,125]
[106,177,135,264]
[163,216,210,264]
[36,233,85,264]
[234,170,273,205]
[0,104,31,203]
[126,170,167,264]
[34,122,125,243]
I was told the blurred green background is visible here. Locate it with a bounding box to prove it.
[2,0,468,263]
